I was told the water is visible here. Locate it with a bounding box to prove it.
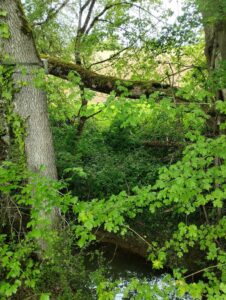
[113,276,192,300]
[97,243,192,300]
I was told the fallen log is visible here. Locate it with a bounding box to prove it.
[143,140,185,149]
[95,229,149,258]
[44,56,180,99]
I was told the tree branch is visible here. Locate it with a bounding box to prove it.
[45,56,180,99]
[81,0,93,13]
[85,0,136,34]
[81,0,97,33]
[143,140,185,149]
[87,45,132,68]
[33,0,70,26]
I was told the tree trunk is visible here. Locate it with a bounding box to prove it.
[1,1,60,235]
[201,0,226,99]
[1,0,57,178]
[199,0,226,219]
[204,15,226,69]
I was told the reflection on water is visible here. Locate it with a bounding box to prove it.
[114,276,192,300]
[102,243,154,279]
[98,243,192,300]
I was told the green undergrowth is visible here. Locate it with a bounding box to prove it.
[0,162,108,299]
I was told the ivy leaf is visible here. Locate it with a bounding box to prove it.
[152,260,164,269]
[0,10,7,17]
[220,283,226,294]
[40,293,50,300]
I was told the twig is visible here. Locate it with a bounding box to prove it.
[126,225,152,248]
[183,263,226,279]
[109,244,118,263]
[88,46,132,69]
[33,0,70,26]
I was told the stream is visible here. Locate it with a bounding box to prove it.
[94,243,192,300]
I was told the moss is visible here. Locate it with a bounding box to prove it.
[16,0,32,36]
[44,56,177,99]
[16,1,41,60]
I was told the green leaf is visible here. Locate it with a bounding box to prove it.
[40,293,50,300]
[0,10,7,17]
[220,283,226,294]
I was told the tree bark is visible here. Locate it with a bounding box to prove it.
[199,0,226,219]
[203,13,226,68]
[201,0,226,99]
[1,1,60,233]
[1,0,57,179]
[45,56,179,100]
[95,229,148,258]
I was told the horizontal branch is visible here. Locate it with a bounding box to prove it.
[95,229,149,258]
[143,140,185,148]
[45,56,180,99]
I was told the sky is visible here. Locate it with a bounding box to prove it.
[145,0,184,34]
[60,0,185,26]
[163,0,183,17]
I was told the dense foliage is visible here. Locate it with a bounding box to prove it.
[1,0,226,299]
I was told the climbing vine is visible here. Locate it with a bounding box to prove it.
[0,9,26,164]
[0,9,9,40]
[0,64,27,163]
